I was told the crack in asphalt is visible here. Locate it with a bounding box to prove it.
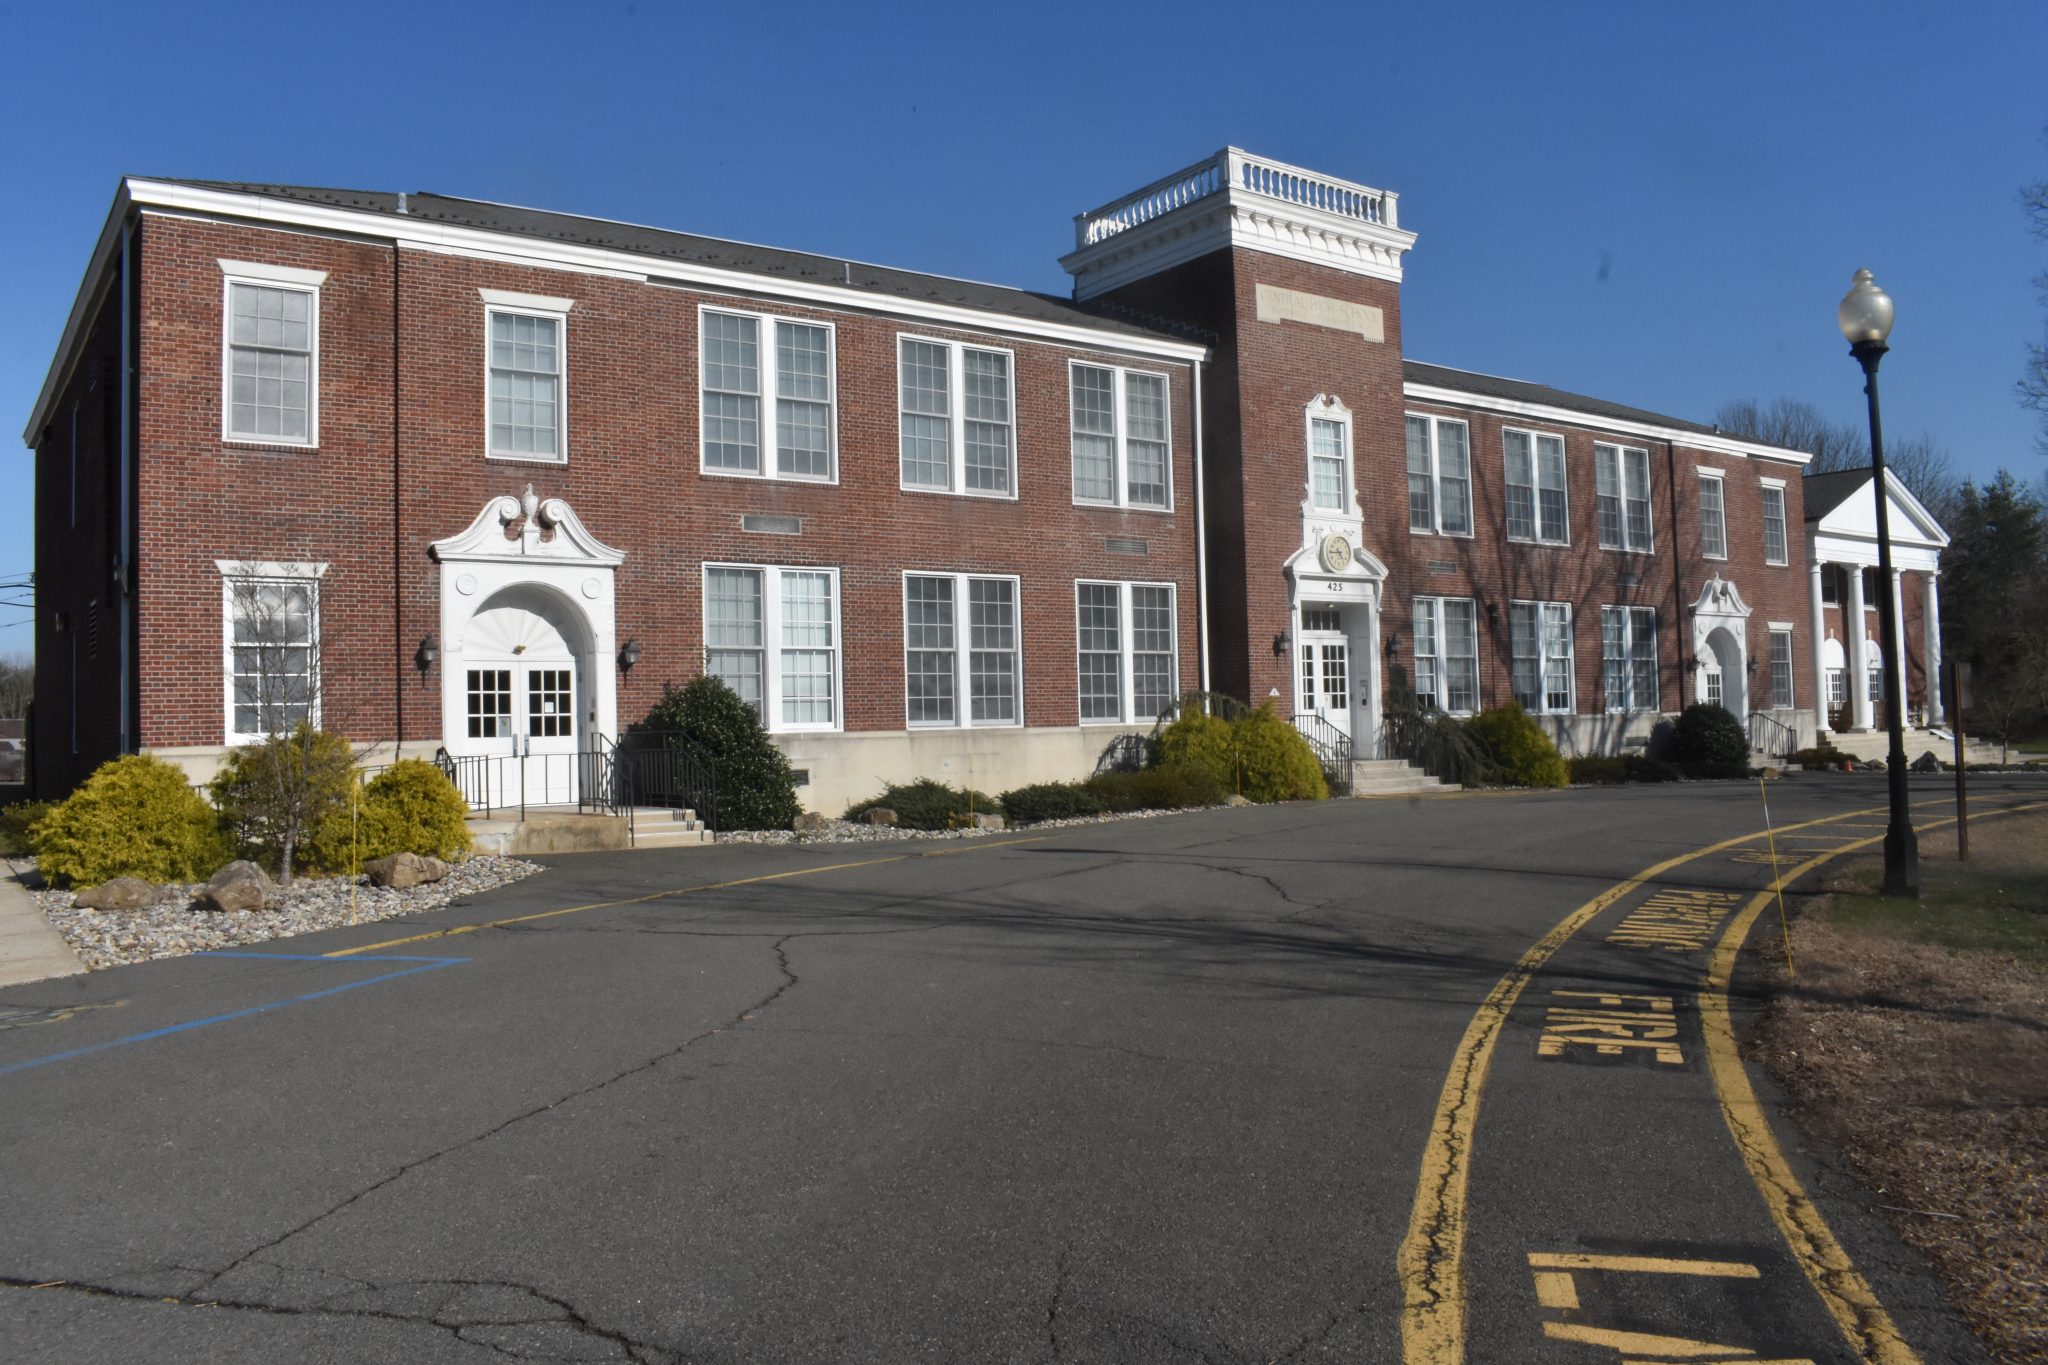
[1044,1244,1073,1363]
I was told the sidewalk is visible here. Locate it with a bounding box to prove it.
[0,858,85,987]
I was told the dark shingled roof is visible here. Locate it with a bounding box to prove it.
[162,180,1183,344]
[1800,466,1874,521]
[1403,359,1725,437]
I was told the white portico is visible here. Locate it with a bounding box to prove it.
[1803,467,1949,735]
[1688,576,1754,717]
[1283,394,1388,756]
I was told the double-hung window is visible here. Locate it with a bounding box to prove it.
[1071,364,1171,509]
[1413,597,1479,713]
[904,573,1022,726]
[1761,482,1789,565]
[220,560,325,742]
[483,290,573,462]
[1595,444,1653,551]
[1600,606,1659,712]
[1769,628,1795,709]
[898,338,1015,496]
[1510,601,1575,714]
[1503,429,1568,543]
[704,564,840,731]
[1406,415,1473,536]
[221,260,326,446]
[1698,471,1727,559]
[1308,411,1351,512]
[701,308,837,481]
[1076,581,1177,723]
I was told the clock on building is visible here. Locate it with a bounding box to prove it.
[1319,533,1353,574]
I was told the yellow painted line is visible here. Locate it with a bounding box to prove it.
[1527,1252,1760,1278]
[323,836,1051,957]
[1540,1321,1766,1356]
[1699,799,2048,1365]
[1397,800,1907,1364]
[1532,1270,1579,1310]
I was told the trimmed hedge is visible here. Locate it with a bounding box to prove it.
[844,779,1001,830]
[1086,764,1225,813]
[1568,755,1684,785]
[1674,703,1750,774]
[1465,703,1568,788]
[998,782,1105,824]
[635,676,800,831]
[33,755,229,888]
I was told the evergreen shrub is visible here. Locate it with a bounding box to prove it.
[1231,704,1328,802]
[1568,755,1684,785]
[1466,703,1569,788]
[34,755,229,888]
[211,724,358,879]
[998,782,1104,825]
[843,778,1001,830]
[1085,765,1225,813]
[1673,703,1752,777]
[0,800,53,858]
[352,760,473,863]
[1154,709,1240,793]
[634,677,800,831]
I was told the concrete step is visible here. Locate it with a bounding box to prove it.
[1349,776,1462,796]
[633,826,714,848]
[1822,729,2004,766]
[463,812,630,855]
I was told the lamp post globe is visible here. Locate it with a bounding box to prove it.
[1838,268,1918,897]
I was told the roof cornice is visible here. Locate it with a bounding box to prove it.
[1402,381,1812,467]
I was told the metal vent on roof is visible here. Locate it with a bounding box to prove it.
[741,514,802,536]
[1106,537,1149,556]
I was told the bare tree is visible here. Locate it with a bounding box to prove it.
[0,655,30,720]
[1714,396,1955,513]
[2022,165,2048,453]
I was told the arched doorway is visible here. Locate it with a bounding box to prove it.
[1700,624,1747,718]
[457,586,591,806]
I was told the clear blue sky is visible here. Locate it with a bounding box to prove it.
[4,0,2044,661]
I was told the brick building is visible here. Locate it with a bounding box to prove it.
[26,149,1846,810]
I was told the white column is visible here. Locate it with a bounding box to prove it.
[1890,568,1909,726]
[1924,572,1944,724]
[1809,559,1829,735]
[1847,564,1872,730]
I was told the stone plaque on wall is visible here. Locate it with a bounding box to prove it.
[1254,284,1384,342]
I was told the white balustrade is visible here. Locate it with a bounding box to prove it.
[1074,148,1398,249]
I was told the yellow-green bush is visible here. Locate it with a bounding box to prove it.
[1155,709,1239,793]
[348,760,473,864]
[1232,704,1329,802]
[1466,703,1569,788]
[33,755,229,888]
[211,724,358,879]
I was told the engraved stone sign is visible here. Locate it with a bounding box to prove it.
[1254,284,1384,342]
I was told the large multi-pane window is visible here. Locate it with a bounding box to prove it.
[1413,596,1479,713]
[1406,415,1473,536]
[1503,429,1568,543]
[1769,628,1795,710]
[1309,414,1350,512]
[486,294,571,461]
[1600,605,1659,712]
[904,573,1021,727]
[1076,581,1177,723]
[222,567,322,742]
[898,338,1015,495]
[1510,601,1575,714]
[1761,483,1789,564]
[703,564,840,730]
[1595,444,1654,551]
[700,308,836,480]
[1698,472,1727,559]
[224,265,321,445]
[1071,364,1171,509]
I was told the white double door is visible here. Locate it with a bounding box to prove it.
[459,594,584,807]
[1298,607,1357,742]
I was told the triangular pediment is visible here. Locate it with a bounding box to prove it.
[1813,470,1949,549]
[430,486,626,567]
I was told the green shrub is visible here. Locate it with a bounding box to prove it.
[1792,744,1848,771]
[1465,703,1568,788]
[1380,688,1498,787]
[349,760,473,864]
[1085,764,1225,813]
[1568,755,1684,785]
[634,676,800,832]
[1231,704,1328,802]
[1155,709,1240,793]
[211,724,358,880]
[0,800,54,858]
[1674,703,1750,774]
[844,778,1002,830]
[998,782,1104,825]
[33,755,229,888]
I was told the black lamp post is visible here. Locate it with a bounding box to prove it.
[1837,268,1919,897]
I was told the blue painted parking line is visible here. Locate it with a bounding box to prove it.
[0,951,468,1077]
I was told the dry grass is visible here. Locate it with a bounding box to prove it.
[1750,809,2048,1363]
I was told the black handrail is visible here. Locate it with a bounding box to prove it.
[1289,712,1355,795]
[613,729,720,832]
[1748,710,1797,759]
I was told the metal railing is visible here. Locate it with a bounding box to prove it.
[436,733,721,841]
[1748,710,1798,760]
[613,730,720,832]
[1289,713,1355,796]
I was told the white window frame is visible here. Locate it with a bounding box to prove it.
[217,559,329,743]
[1306,400,1353,513]
[698,305,839,483]
[701,563,843,734]
[1509,600,1576,715]
[1075,580,1179,724]
[1768,624,1795,710]
[1413,596,1480,715]
[1595,443,1654,552]
[1069,361,1174,511]
[1601,605,1660,713]
[902,571,1024,728]
[1820,566,1841,606]
[1760,478,1790,565]
[895,335,1017,498]
[482,288,574,465]
[219,259,326,448]
[1502,427,1569,545]
[1697,469,1728,560]
[1405,414,1474,537]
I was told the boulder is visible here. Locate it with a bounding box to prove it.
[196,860,275,913]
[1223,794,1253,808]
[363,852,450,889]
[862,808,899,827]
[73,876,161,912]
[792,811,831,832]
[1911,750,1941,773]
[970,812,1006,831]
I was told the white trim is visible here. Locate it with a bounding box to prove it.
[1069,360,1175,513]
[900,571,1025,729]
[484,296,571,465]
[1411,595,1480,715]
[1074,579,1179,725]
[1760,482,1790,566]
[1404,380,1812,467]
[702,563,844,735]
[478,286,575,313]
[214,558,333,578]
[1304,394,1354,514]
[1600,604,1661,714]
[1757,475,1787,489]
[1696,468,1728,561]
[698,305,840,485]
[218,561,327,744]
[895,333,1018,500]
[218,258,328,288]
[1502,425,1570,546]
[1404,413,1475,539]
[1595,442,1655,554]
[219,265,321,448]
[1508,599,1577,715]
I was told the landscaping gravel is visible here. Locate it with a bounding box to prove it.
[35,856,545,970]
[714,806,1202,845]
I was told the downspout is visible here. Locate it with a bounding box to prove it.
[117,214,138,754]
[1192,358,1211,695]
[1666,440,1685,708]
[392,241,404,750]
